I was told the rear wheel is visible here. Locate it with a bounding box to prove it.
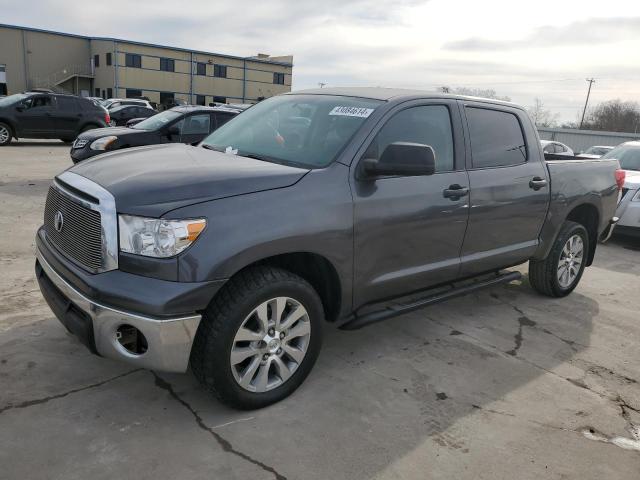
[0,122,12,146]
[529,221,589,297]
[190,266,324,409]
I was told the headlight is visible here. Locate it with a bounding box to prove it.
[90,136,118,151]
[118,215,206,258]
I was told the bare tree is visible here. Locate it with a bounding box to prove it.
[527,98,559,127]
[437,86,510,102]
[582,99,640,133]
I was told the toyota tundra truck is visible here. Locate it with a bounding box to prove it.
[35,88,623,409]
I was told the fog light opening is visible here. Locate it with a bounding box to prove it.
[116,324,148,355]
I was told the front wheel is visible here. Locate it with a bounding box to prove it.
[190,266,324,409]
[529,221,589,297]
[0,122,12,146]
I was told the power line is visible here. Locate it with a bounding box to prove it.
[580,78,596,128]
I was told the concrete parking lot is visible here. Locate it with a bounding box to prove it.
[1,140,639,480]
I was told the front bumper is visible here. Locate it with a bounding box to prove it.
[69,145,101,163]
[35,224,227,372]
[36,247,201,372]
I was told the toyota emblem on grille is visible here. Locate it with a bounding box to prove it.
[54,211,64,232]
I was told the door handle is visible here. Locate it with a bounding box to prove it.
[443,184,469,199]
[529,177,548,190]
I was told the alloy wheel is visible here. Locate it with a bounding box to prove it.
[230,297,311,393]
[557,234,584,288]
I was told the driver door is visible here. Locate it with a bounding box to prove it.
[16,95,56,136]
[351,101,470,307]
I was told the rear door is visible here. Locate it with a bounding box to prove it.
[54,96,81,138]
[459,101,549,276]
[352,100,470,307]
[16,95,56,136]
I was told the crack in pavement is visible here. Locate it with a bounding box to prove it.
[491,294,583,351]
[506,315,536,356]
[151,371,287,480]
[0,368,142,414]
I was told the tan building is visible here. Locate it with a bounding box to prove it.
[0,24,293,104]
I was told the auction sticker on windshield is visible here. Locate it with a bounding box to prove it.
[329,106,374,118]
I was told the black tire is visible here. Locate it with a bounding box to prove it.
[60,138,74,144]
[0,122,12,146]
[529,221,589,297]
[190,266,324,409]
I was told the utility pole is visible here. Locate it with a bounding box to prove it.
[579,78,595,129]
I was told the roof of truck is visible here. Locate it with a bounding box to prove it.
[289,87,519,107]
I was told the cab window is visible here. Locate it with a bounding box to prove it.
[364,105,454,173]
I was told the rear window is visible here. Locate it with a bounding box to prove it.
[466,107,527,168]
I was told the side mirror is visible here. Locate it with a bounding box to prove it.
[15,104,25,112]
[360,142,436,179]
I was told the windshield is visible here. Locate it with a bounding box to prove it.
[602,144,640,171]
[0,93,28,107]
[201,94,383,168]
[133,110,182,130]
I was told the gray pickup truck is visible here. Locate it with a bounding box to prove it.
[36,88,623,409]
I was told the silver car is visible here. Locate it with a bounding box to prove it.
[604,142,640,236]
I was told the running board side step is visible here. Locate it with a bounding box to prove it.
[340,271,522,330]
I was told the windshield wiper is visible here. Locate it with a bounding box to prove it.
[201,144,223,152]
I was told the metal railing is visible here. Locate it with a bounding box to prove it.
[31,62,94,91]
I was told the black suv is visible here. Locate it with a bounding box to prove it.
[70,105,244,163]
[0,91,110,145]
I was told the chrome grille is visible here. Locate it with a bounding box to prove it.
[44,186,103,271]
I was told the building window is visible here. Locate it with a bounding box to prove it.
[273,72,285,85]
[160,92,175,105]
[94,54,100,68]
[106,52,112,66]
[196,95,206,106]
[102,89,106,99]
[160,58,175,72]
[213,64,227,78]
[196,62,207,76]
[94,88,100,97]
[107,88,113,98]
[125,53,142,68]
[126,89,143,98]
[213,96,226,104]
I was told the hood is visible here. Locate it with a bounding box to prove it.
[68,144,310,216]
[77,126,146,141]
[623,169,640,189]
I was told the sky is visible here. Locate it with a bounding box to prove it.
[2,0,640,122]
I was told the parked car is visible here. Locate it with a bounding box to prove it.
[107,104,157,126]
[541,140,574,157]
[577,145,615,159]
[36,88,621,409]
[70,105,242,162]
[0,91,110,145]
[159,98,188,111]
[104,98,154,110]
[603,142,640,236]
